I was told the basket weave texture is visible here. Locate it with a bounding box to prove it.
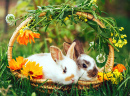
[7,12,114,91]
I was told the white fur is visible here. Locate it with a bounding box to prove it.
[77,54,98,81]
[26,53,79,85]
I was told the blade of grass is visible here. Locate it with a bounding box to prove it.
[35,79,49,89]
[11,89,17,96]
[117,76,130,90]
[0,64,6,77]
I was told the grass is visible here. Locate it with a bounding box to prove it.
[0,34,130,96]
[0,19,130,96]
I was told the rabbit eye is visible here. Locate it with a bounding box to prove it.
[63,67,67,73]
[83,63,87,68]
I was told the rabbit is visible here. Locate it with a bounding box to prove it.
[63,40,98,81]
[26,42,79,85]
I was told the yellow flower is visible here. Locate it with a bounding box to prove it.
[121,34,127,38]
[22,26,25,29]
[68,15,71,17]
[79,16,81,19]
[110,77,117,84]
[113,69,121,77]
[115,43,119,47]
[113,69,123,83]
[19,29,23,34]
[112,38,116,43]
[17,30,40,45]
[98,72,108,81]
[123,39,127,45]
[119,27,124,31]
[118,44,123,48]
[121,35,124,38]
[123,34,127,37]
[115,34,118,37]
[106,72,113,78]
[21,61,43,79]
[94,0,97,3]
[27,24,31,26]
[49,15,52,20]
[118,39,122,43]
[92,0,97,4]
[8,56,28,71]
[119,29,122,31]
[84,19,88,22]
[111,33,113,36]
[106,69,124,84]
[121,27,124,30]
[64,17,69,21]
[117,39,123,48]
[46,38,52,43]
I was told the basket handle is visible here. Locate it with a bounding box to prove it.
[7,17,33,62]
[7,12,114,72]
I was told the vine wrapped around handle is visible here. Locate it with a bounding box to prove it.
[7,12,114,73]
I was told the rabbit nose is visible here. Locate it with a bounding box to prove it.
[65,74,74,81]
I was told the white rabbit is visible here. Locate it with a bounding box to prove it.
[26,42,79,85]
[63,40,98,81]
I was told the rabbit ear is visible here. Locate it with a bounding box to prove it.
[63,42,71,54]
[73,39,84,59]
[50,46,64,62]
[66,42,76,59]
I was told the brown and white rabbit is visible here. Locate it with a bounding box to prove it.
[26,42,79,85]
[63,40,98,81]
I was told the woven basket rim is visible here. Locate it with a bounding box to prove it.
[11,70,103,84]
[7,11,114,90]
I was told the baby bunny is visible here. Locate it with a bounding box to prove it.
[26,42,79,85]
[63,40,98,81]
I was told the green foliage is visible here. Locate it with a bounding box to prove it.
[1,0,130,95]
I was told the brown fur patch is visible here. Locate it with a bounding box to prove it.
[87,66,98,78]
[63,40,84,60]
[73,39,84,59]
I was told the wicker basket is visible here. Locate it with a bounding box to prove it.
[7,12,114,92]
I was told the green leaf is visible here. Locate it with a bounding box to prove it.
[59,11,64,19]
[45,24,50,32]
[71,15,77,24]
[87,20,98,31]
[100,28,111,38]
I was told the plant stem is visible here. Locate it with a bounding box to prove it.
[30,17,46,30]
[105,38,119,52]
[98,16,118,33]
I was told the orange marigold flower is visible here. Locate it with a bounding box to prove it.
[17,30,40,45]
[8,56,28,71]
[113,64,126,72]
[21,61,43,79]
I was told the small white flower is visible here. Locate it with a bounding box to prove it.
[5,14,15,25]
[89,41,94,47]
[96,53,106,63]
[37,6,42,10]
